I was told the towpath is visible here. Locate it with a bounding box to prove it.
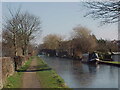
[22,58,41,88]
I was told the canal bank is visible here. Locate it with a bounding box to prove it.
[3,56,69,88]
[35,56,69,88]
[96,54,120,67]
[3,57,33,88]
[40,55,119,88]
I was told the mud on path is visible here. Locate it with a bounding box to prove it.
[22,59,41,88]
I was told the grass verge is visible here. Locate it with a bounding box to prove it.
[99,60,120,64]
[36,56,70,88]
[18,57,33,71]
[3,56,32,88]
[3,72,23,88]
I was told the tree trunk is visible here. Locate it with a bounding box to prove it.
[14,34,17,56]
[22,47,25,55]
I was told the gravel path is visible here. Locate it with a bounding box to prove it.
[22,59,41,88]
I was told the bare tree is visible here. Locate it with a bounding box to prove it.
[71,26,97,55]
[84,1,120,24]
[43,34,63,50]
[3,9,21,56]
[2,30,15,57]
[3,8,41,56]
[18,12,41,55]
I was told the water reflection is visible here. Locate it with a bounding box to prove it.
[40,55,119,88]
[112,54,120,61]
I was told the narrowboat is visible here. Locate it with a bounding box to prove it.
[82,52,100,63]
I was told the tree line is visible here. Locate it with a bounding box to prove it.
[38,26,118,58]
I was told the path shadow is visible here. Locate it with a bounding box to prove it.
[16,64,52,72]
[16,68,52,72]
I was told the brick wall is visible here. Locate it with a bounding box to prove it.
[0,58,2,89]
[0,56,29,89]
[1,57,14,87]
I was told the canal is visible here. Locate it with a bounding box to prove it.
[39,55,119,88]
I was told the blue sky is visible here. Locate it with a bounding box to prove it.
[2,2,118,44]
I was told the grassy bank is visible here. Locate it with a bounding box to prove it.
[18,56,33,71]
[98,60,120,66]
[105,61,120,64]
[3,57,32,88]
[36,56,69,88]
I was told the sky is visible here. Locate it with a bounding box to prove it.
[2,2,118,44]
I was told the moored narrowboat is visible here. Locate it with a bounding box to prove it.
[82,52,100,63]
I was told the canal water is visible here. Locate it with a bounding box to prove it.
[39,55,119,88]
